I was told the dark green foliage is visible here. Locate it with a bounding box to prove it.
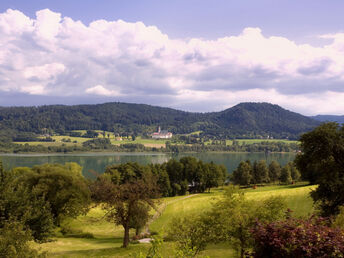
[252,217,344,257]
[91,164,160,248]
[254,160,270,184]
[289,162,301,182]
[129,202,151,236]
[19,163,91,225]
[0,102,319,141]
[280,164,292,184]
[82,138,112,149]
[295,123,344,216]
[268,161,281,182]
[0,163,54,241]
[0,221,41,258]
[232,161,252,186]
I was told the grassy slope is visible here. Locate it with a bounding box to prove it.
[35,184,314,257]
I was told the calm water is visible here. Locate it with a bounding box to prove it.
[0,152,296,178]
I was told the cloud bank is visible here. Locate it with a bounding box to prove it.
[1,9,344,114]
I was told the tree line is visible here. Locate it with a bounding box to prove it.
[231,160,301,186]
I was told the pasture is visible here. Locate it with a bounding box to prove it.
[35,184,314,257]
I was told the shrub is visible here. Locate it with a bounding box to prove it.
[251,216,344,257]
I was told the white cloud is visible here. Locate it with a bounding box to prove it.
[0,8,344,114]
[86,85,121,96]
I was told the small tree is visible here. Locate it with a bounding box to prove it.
[205,186,286,258]
[268,161,281,183]
[232,161,252,186]
[255,160,270,184]
[91,163,159,248]
[167,215,211,256]
[289,162,301,182]
[280,165,292,184]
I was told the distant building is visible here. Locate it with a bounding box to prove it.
[151,126,172,139]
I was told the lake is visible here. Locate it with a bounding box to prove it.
[0,152,296,178]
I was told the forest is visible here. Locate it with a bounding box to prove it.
[0,102,319,144]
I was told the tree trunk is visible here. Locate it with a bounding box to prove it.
[122,224,130,248]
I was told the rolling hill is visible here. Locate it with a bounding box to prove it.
[0,102,320,140]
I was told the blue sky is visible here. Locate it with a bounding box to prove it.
[1,0,344,42]
[0,1,344,114]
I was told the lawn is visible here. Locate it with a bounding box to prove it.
[35,184,314,257]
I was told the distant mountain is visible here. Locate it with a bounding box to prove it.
[311,115,344,124]
[0,102,320,140]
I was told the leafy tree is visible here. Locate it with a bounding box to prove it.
[91,163,160,248]
[289,162,301,182]
[280,165,292,184]
[268,161,281,183]
[129,202,151,236]
[20,163,91,226]
[167,215,211,256]
[255,160,270,184]
[205,186,286,257]
[0,164,54,241]
[232,161,252,186]
[295,123,344,216]
[0,221,42,258]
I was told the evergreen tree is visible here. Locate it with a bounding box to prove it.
[268,161,281,183]
[255,160,270,184]
[280,164,292,184]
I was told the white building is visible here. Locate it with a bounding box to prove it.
[151,126,172,139]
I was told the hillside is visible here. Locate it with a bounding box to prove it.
[0,102,320,140]
[311,115,344,124]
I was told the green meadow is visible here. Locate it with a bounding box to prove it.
[35,183,314,257]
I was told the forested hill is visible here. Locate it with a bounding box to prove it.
[311,115,344,124]
[0,102,319,140]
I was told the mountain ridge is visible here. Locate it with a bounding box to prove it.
[0,102,320,140]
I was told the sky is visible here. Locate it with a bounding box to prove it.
[0,1,344,115]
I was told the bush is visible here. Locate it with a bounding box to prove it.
[251,216,344,257]
[0,221,42,258]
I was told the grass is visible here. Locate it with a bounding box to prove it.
[34,184,314,257]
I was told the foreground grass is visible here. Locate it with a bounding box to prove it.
[35,184,314,257]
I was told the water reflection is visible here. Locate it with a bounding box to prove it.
[0,152,296,178]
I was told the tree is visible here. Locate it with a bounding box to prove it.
[0,221,42,258]
[289,162,301,182]
[91,163,160,248]
[255,160,270,184]
[295,123,344,216]
[268,161,281,183]
[280,164,292,184]
[0,164,54,241]
[167,215,211,256]
[20,163,91,226]
[232,161,252,186]
[205,186,286,257]
[129,202,151,236]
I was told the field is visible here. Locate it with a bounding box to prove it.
[35,184,314,257]
[13,132,167,149]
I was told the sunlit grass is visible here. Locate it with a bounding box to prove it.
[34,184,314,257]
